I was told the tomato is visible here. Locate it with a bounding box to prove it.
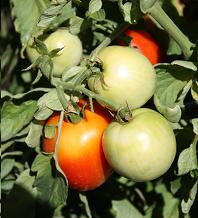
[102,108,176,182]
[26,29,83,77]
[118,30,162,64]
[88,46,156,110]
[42,101,112,191]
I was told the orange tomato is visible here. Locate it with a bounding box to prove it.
[42,101,112,191]
[118,29,162,65]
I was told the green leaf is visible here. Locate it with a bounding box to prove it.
[48,1,75,30]
[177,135,198,176]
[37,0,70,28]
[62,66,87,82]
[34,105,53,120]
[170,178,182,195]
[34,38,48,55]
[37,89,70,111]
[89,9,106,21]
[69,16,84,34]
[191,80,198,101]
[44,124,56,139]
[154,63,196,122]
[192,118,198,135]
[79,193,92,218]
[36,55,53,79]
[3,169,37,218]
[1,158,15,179]
[31,154,68,209]
[1,88,51,100]
[1,141,14,153]
[1,100,38,142]
[144,204,155,218]
[167,38,182,56]
[181,180,198,214]
[88,0,102,14]
[118,0,142,24]
[11,0,50,45]
[156,183,180,218]
[1,178,15,192]
[25,120,44,147]
[112,199,143,218]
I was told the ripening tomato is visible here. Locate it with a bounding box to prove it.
[26,29,83,77]
[42,101,112,191]
[102,108,176,182]
[88,46,156,111]
[118,29,162,64]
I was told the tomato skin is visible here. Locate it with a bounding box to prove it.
[88,46,156,110]
[118,30,162,64]
[42,102,112,191]
[26,29,83,77]
[102,108,176,182]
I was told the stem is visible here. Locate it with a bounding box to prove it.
[55,81,119,111]
[76,86,119,111]
[90,22,130,61]
[53,111,68,181]
[1,151,23,159]
[147,2,194,59]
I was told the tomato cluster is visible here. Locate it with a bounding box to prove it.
[39,29,176,191]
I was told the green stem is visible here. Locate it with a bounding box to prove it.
[76,86,119,111]
[53,111,68,181]
[1,151,23,159]
[56,81,119,111]
[90,22,130,61]
[147,2,194,59]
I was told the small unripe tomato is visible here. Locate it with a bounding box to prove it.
[42,101,112,191]
[26,29,83,77]
[102,108,176,182]
[118,30,162,64]
[88,46,156,110]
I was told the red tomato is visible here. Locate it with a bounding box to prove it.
[118,29,162,64]
[42,101,112,191]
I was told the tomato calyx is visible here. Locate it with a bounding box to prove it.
[115,106,133,124]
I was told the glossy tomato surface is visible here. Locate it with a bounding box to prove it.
[102,108,176,182]
[26,29,83,77]
[118,30,162,65]
[88,46,156,110]
[42,102,112,191]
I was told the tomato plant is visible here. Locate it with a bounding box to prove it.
[88,46,156,110]
[102,108,176,182]
[118,29,162,64]
[42,102,112,191]
[1,0,198,218]
[26,29,83,77]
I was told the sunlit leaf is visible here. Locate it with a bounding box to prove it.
[156,183,180,218]
[112,199,143,218]
[25,120,44,147]
[177,136,198,176]
[11,0,50,45]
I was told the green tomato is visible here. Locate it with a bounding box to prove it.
[102,108,176,182]
[88,46,156,110]
[26,29,83,77]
